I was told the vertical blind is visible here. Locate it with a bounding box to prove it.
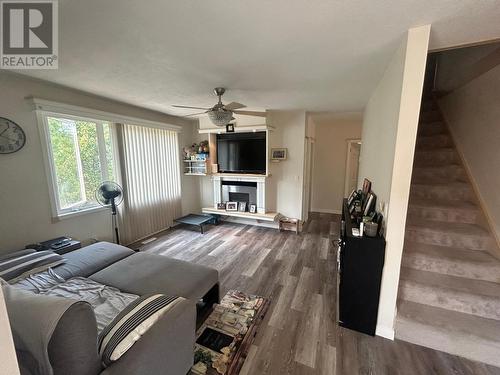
[116,124,181,244]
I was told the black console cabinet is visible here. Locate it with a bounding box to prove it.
[337,199,385,336]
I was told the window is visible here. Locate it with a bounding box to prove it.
[44,114,115,217]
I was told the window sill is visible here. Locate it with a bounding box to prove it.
[53,205,109,221]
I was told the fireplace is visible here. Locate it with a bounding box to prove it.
[213,175,266,214]
[221,181,257,210]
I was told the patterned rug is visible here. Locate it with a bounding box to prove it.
[190,290,270,375]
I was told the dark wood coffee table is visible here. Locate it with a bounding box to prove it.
[191,290,270,375]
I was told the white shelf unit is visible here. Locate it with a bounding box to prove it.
[183,159,209,176]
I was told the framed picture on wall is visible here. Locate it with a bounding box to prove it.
[271,148,287,160]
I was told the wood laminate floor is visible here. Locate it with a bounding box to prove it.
[139,213,500,375]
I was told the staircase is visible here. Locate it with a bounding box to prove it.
[395,99,500,368]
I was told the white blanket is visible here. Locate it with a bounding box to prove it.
[14,273,138,333]
[41,277,139,332]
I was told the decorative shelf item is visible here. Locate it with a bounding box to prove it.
[183,141,210,176]
[184,159,209,175]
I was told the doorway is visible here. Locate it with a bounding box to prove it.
[302,136,314,222]
[344,139,361,197]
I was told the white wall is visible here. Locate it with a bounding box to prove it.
[0,72,193,253]
[310,112,363,214]
[439,64,500,256]
[358,25,430,339]
[357,40,406,208]
[0,288,19,375]
[179,121,202,215]
[267,110,307,219]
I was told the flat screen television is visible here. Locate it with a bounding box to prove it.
[217,132,266,174]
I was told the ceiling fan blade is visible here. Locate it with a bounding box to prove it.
[185,111,208,117]
[172,105,211,110]
[224,102,246,110]
[233,110,267,117]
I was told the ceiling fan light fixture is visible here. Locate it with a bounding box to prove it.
[208,109,234,127]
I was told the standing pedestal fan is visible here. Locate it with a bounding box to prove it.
[96,182,124,244]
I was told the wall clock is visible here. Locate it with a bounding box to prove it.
[0,117,26,154]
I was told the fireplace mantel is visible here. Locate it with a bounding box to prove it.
[212,174,266,214]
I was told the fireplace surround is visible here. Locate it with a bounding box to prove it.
[213,175,266,214]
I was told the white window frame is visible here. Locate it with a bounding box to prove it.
[32,98,181,220]
[37,111,114,219]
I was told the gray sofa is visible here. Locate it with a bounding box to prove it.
[4,242,220,375]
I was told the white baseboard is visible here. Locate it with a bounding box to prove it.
[376,324,395,340]
[311,208,342,214]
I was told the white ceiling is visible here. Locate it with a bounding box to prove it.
[18,0,500,116]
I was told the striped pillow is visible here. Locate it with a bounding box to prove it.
[0,250,65,283]
[0,249,36,262]
[98,294,182,366]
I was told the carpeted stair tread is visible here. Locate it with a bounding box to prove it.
[402,242,500,283]
[407,198,480,224]
[416,134,453,149]
[396,301,500,367]
[413,148,460,167]
[418,121,447,136]
[410,182,474,201]
[419,110,441,123]
[397,300,500,345]
[404,241,499,264]
[400,267,500,299]
[406,218,489,237]
[411,165,467,183]
[408,197,478,211]
[405,217,495,251]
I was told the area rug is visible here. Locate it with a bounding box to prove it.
[190,290,270,375]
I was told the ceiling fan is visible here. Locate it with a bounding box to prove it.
[173,87,266,127]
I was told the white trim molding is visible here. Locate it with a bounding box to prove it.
[29,97,182,131]
[376,324,395,340]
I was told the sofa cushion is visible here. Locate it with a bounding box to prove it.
[2,280,100,375]
[53,242,134,279]
[100,297,196,375]
[0,250,65,283]
[90,252,219,300]
[48,302,102,375]
[98,294,183,367]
